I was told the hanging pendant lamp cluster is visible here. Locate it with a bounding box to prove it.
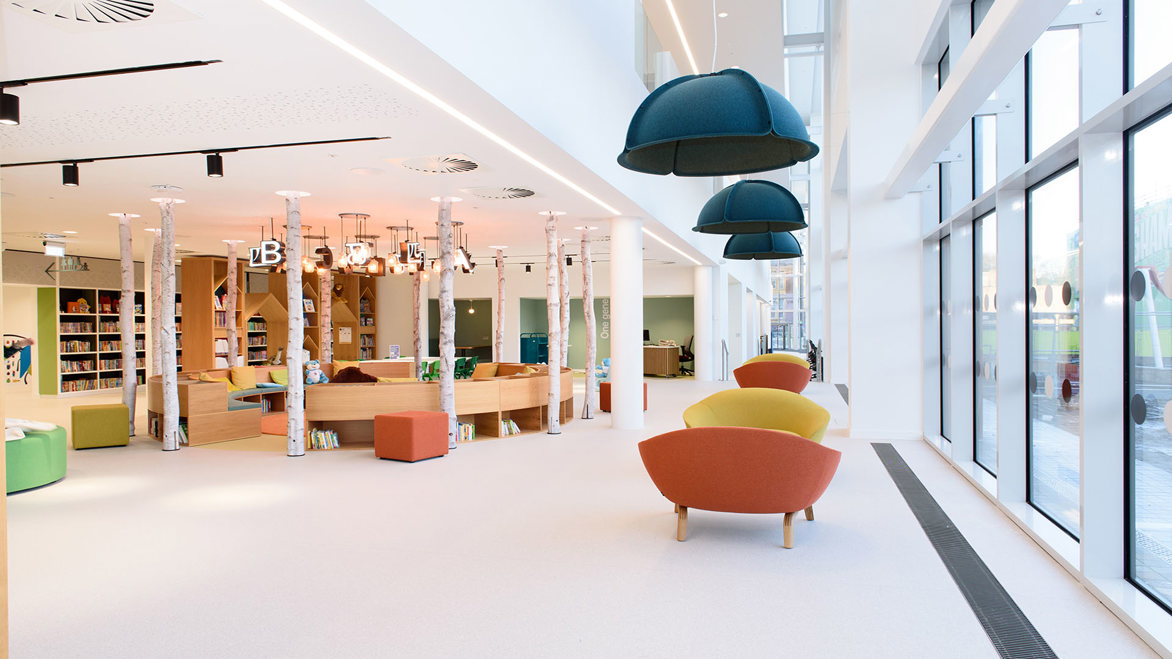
[618,63,817,261]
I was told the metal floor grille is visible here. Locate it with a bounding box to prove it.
[835,383,849,404]
[872,443,1058,659]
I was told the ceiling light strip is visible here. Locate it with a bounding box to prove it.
[257,0,621,217]
[665,0,701,75]
[642,227,701,265]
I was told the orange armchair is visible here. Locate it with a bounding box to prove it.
[733,360,812,393]
[638,426,841,548]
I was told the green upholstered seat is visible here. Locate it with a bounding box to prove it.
[227,400,263,411]
[7,425,67,493]
[70,403,130,449]
[229,386,286,400]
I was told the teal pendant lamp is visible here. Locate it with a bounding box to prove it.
[694,179,806,234]
[723,231,802,260]
[618,68,819,176]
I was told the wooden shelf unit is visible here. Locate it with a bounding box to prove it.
[37,286,147,395]
[268,271,376,362]
[180,256,246,370]
[358,283,376,360]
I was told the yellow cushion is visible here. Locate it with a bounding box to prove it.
[522,366,537,374]
[744,353,809,367]
[377,377,418,383]
[471,363,498,378]
[682,388,831,443]
[230,366,257,390]
[333,360,360,373]
[198,372,242,392]
[269,369,288,385]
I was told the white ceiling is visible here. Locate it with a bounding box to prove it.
[0,0,811,267]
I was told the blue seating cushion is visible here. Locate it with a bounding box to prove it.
[227,400,263,411]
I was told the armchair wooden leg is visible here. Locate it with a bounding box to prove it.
[805,506,815,521]
[674,503,679,514]
[676,506,688,541]
[783,512,795,549]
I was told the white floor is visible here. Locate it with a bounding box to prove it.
[6,379,1157,658]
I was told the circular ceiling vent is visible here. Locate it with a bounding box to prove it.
[462,187,536,200]
[401,154,479,175]
[10,0,155,23]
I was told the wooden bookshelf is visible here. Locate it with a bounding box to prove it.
[37,287,146,395]
[180,256,246,370]
[267,271,376,362]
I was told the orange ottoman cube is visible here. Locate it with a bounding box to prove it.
[374,411,449,462]
[598,382,648,413]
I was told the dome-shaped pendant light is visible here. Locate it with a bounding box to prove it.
[723,231,802,260]
[694,179,806,234]
[618,68,819,177]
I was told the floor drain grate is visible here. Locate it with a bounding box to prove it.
[872,443,1057,659]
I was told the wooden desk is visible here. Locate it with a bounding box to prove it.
[644,345,680,376]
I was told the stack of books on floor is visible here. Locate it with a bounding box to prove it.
[309,428,338,450]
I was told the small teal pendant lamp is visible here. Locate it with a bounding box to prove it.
[694,179,806,234]
[723,231,802,260]
[618,68,819,176]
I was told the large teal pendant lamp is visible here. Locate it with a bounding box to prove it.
[723,231,802,260]
[694,179,806,234]
[618,68,819,176]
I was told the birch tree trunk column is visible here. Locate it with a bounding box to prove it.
[495,248,505,363]
[581,228,596,419]
[542,211,563,434]
[281,191,310,457]
[116,214,137,435]
[437,198,457,448]
[154,198,181,451]
[558,239,570,366]
[319,264,332,365]
[226,241,239,367]
[413,271,423,379]
[150,230,162,376]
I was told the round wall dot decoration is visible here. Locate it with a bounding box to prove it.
[983,362,990,380]
[1062,281,1072,306]
[1131,394,1148,425]
[1061,379,1072,403]
[994,365,997,381]
[993,293,997,310]
[983,294,990,312]
[1044,284,1053,307]
[1044,375,1055,399]
[1131,270,1147,301]
[1029,372,1038,394]
[1029,287,1037,308]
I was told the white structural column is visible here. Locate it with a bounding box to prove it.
[280,191,310,457]
[437,197,458,448]
[412,271,423,379]
[150,230,163,376]
[494,248,505,362]
[693,265,716,381]
[152,196,182,451]
[995,189,1028,502]
[114,213,138,436]
[581,227,597,418]
[226,241,239,367]
[319,264,333,364]
[541,211,564,434]
[609,216,643,430]
[558,238,570,366]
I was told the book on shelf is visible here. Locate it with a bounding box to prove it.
[60,340,93,353]
[500,419,521,436]
[60,322,94,333]
[457,422,476,442]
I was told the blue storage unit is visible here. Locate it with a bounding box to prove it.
[520,332,548,364]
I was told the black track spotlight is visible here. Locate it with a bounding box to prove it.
[62,162,79,187]
[566,255,573,266]
[206,153,223,178]
[525,264,532,273]
[0,90,18,126]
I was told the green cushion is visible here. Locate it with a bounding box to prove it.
[7,426,67,493]
[70,404,129,449]
[227,400,263,411]
[229,386,286,400]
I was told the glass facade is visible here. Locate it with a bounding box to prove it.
[941,235,952,440]
[975,212,997,474]
[1027,165,1081,537]
[1029,28,1080,159]
[1131,0,1172,88]
[1129,108,1172,608]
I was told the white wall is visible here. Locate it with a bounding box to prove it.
[3,284,40,392]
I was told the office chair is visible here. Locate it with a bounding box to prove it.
[680,335,695,375]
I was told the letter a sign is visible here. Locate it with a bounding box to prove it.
[249,239,285,267]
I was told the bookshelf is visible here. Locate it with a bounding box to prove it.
[37,287,146,395]
[179,256,246,370]
[358,283,376,360]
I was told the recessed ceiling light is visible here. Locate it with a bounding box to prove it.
[61,230,78,234]
[488,245,508,249]
[718,11,729,18]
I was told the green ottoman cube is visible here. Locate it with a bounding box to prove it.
[71,403,130,449]
[7,426,67,493]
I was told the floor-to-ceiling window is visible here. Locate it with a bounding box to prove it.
[941,235,952,440]
[975,211,997,474]
[1129,106,1172,608]
[1027,164,1081,537]
[1131,0,1172,89]
[1028,28,1081,159]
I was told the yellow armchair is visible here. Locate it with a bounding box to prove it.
[682,388,831,443]
[744,353,810,368]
